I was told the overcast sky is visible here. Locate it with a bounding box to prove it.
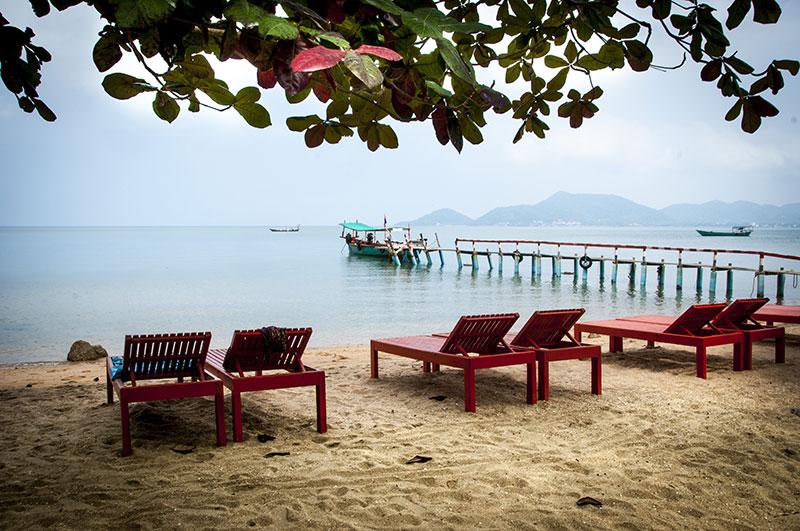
[1,2,798,226]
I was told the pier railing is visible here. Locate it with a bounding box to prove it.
[387,235,799,301]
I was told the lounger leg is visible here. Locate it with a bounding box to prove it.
[215,385,227,447]
[464,367,476,413]
[735,339,750,371]
[776,335,785,364]
[695,345,707,379]
[610,336,623,353]
[316,378,327,433]
[526,362,537,405]
[574,330,582,342]
[538,355,549,401]
[646,340,655,348]
[106,372,113,404]
[370,343,379,378]
[423,362,431,373]
[592,355,602,395]
[231,390,243,443]
[432,363,440,372]
[120,398,132,457]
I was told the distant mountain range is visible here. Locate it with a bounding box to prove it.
[406,192,800,227]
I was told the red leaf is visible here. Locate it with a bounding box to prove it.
[313,83,331,102]
[355,45,403,62]
[431,108,449,145]
[291,46,347,73]
[257,69,277,89]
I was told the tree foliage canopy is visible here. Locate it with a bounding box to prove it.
[1,0,797,151]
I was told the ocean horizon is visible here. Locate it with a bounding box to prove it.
[1,224,798,364]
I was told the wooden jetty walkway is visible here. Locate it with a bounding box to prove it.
[384,235,799,301]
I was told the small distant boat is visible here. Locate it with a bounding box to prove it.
[269,225,300,233]
[696,225,753,237]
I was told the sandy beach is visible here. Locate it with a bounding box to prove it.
[1,331,798,530]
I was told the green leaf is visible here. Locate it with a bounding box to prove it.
[286,115,322,131]
[234,102,271,128]
[341,50,383,90]
[725,57,754,75]
[326,97,349,119]
[33,98,56,122]
[235,86,261,104]
[376,124,399,148]
[741,100,761,133]
[224,0,267,24]
[774,60,799,75]
[318,33,351,49]
[152,91,179,123]
[460,116,483,145]
[752,0,781,24]
[402,9,445,39]
[258,15,299,40]
[725,99,743,121]
[544,55,568,68]
[436,38,475,84]
[425,80,453,98]
[114,0,175,27]
[564,41,577,63]
[102,73,154,100]
[361,0,406,16]
[201,83,236,106]
[726,0,751,29]
[618,23,640,40]
[547,68,569,91]
[575,54,607,71]
[92,35,122,72]
[597,42,626,69]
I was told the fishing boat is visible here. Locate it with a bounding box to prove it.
[340,221,425,260]
[696,225,753,237]
[269,225,300,232]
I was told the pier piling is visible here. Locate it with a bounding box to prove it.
[639,252,647,290]
[657,260,665,291]
[676,251,683,291]
[486,248,493,271]
[777,268,785,299]
[726,265,734,299]
[599,256,605,283]
[696,263,703,293]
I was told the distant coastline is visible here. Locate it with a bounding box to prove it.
[404,192,800,228]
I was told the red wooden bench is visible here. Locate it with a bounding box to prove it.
[370,313,536,412]
[508,309,601,401]
[618,298,784,370]
[204,328,326,442]
[106,332,226,456]
[573,304,743,379]
[752,304,800,326]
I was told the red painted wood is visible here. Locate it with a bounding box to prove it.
[106,331,226,456]
[753,305,800,325]
[370,314,539,412]
[204,328,326,442]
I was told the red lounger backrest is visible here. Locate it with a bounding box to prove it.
[123,332,211,381]
[711,298,769,329]
[223,328,312,372]
[511,308,585,348]
[664,303,727,335]
[439,313,519,355]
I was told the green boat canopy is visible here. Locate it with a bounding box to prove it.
[340,222,411,232]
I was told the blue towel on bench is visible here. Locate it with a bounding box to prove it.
[109,357,124,380]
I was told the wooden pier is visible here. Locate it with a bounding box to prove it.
[383,235,799,302]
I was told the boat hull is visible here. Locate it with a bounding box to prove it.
[696,230,751,237]
[347,243,392,257]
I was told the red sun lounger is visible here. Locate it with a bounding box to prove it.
[573,304,744,379]
[752,304,800,326]
[617,298,784,370]
[508,309,601,401]
[370,313,536,412]
[106,332,226,456]
[204,328,326,442]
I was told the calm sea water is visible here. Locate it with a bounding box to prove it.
[1,225,798,363]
